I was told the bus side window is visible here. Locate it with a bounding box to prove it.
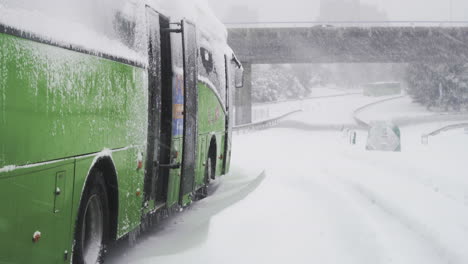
[235,66,244,88]
[200,47,214,73]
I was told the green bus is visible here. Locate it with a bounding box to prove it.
[362,82,402,97]
[0,1,243,263]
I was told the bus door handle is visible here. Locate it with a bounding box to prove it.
[156,162,181,169]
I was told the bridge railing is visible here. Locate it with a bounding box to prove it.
[225,21,468,28]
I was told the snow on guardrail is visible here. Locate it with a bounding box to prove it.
[353,95,468,130]
[352,95,406,128]
[393,114,468,127]
[233,110,302,134]
[252,92,362,122]
[421,123,468,144]
[252,92,362,107]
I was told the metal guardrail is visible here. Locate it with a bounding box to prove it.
[425,123,468,137]
[421,123,468,144]
[353,96,468,141]
[394,113,468,127]
[352,95,406,128]
[233,110,302,133]
[252,92,362,107]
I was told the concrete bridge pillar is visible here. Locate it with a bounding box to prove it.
[235,62,252,125]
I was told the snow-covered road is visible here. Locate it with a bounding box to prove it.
[108,92,468,264]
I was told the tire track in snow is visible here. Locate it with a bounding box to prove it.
[346,180,462,264]
[318,171,459,264]
[355,155,468,209]
[321,159,465,264]
[284,172,387,264]
[239,128,446,263]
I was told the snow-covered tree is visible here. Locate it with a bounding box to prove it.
[252,65,311,103]
[406,63,468,111]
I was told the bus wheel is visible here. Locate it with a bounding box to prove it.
[73,172,109,264]
[206,156,214,184]
[195,156,214,200]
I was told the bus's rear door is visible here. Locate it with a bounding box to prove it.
[144,7,162,206]
[223,55,233,173]
[179,20,199,205]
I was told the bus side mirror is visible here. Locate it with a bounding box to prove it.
[235,67,244,88]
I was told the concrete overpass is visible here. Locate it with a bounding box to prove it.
[227,25,468,124]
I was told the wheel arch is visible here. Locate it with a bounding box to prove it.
[82,156,119,242]
[208,135,217,158]
[208,135,217,173]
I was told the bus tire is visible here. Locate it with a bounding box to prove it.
[206,156,214,184]
[73,171,110,264]
[208,139,216,180]
[195,155,214,200]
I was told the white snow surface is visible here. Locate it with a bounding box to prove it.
[108,92,468,264]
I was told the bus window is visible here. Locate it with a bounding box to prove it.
[198,43,227,108]
[235,66,244,88]
[200,47,214,73]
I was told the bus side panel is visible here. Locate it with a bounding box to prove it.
[0,161,75,264]
[166,139,183,208]
[73,149,145,241]
[0,34,148,170]
[197,83,226,135]
[112,150,145,237]
[0,33,149,261]
[195,135,207,188]
[196,82,226,186]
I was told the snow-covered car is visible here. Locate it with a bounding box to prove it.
[366,121,401,152]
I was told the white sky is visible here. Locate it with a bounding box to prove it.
[207,0,468,22]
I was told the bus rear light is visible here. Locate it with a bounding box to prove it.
[137,152,143,170]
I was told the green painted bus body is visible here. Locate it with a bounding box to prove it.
[0,27,229,263]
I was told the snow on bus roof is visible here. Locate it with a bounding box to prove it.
[0,0,228,65]
[0,0,148,65]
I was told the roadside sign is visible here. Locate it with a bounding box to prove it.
[366,121,401,152]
